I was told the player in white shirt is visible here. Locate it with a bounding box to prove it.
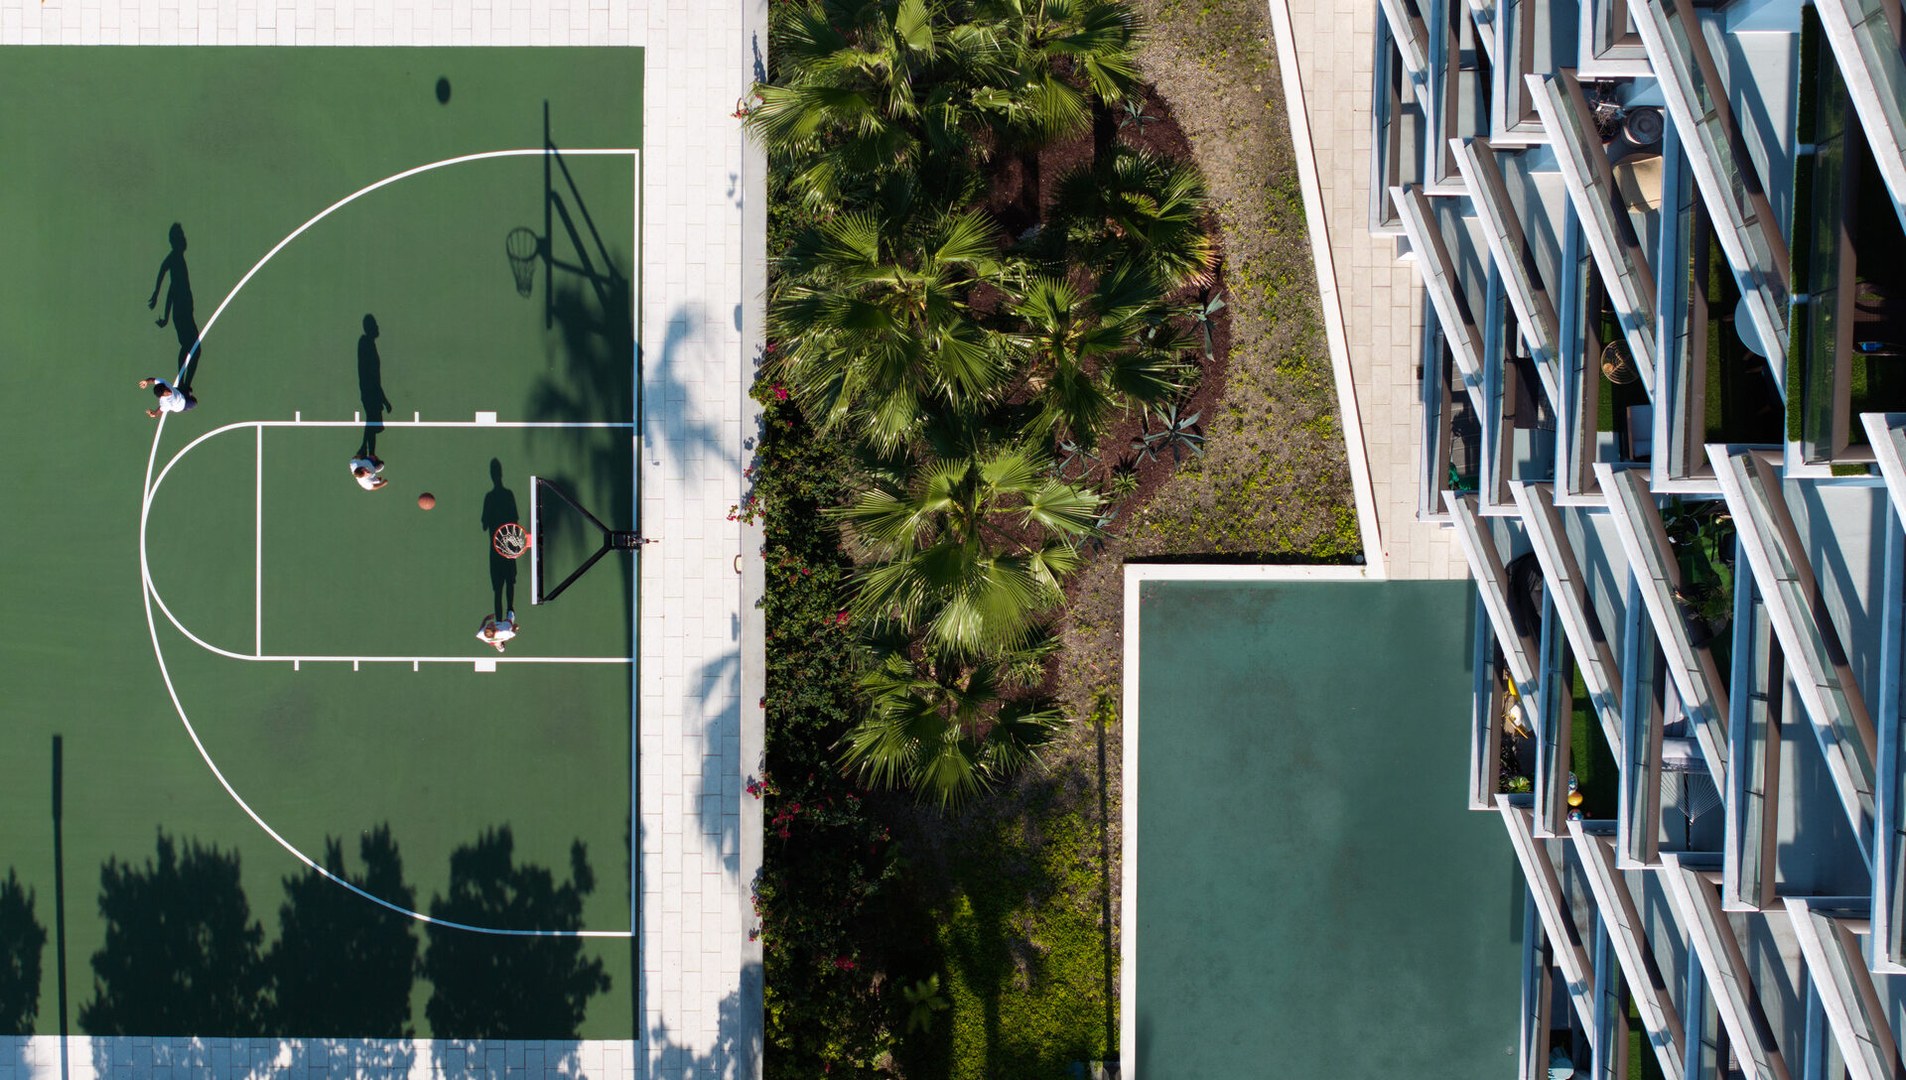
[137,376,196,418]
[476,612,519,652]
[349,454,388,491]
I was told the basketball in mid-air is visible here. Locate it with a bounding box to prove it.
[418,493,436,510]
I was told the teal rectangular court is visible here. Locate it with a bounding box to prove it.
[1123,570,1523,1078]
[1,47,645,1039]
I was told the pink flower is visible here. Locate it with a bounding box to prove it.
[772,384,789,401]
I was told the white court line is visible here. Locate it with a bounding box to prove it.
[254,424,263,657]
[140,147,641,939]
[146,420,637,666]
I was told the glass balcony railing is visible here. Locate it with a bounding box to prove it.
[1631,0,1793,363]
[1816,0,1906,234]
[1790,10,1906,463]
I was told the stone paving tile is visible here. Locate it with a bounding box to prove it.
[1273,0,1463,579]
[0,1,763,1076]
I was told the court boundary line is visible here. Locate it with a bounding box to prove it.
[254,424,263,656]
[139,148,641,938]
[149,419,639,665]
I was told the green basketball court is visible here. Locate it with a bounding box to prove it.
[1,47,644,1038]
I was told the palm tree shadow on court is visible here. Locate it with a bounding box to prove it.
[0,869,46,1036]
[481,458,520,621]
[79,832,266,1036]
[357,314,392,457]
[421,826,610,1052]
[265,825,418,1039]
[148,223,203,392]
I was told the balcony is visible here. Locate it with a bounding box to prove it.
[1663,197,1787,482]
[1428,0,1498,191]
[1374,16,1432,234]
[1425,320,1487,516]
[1790,9,1906,464]
[1495,0,1582,144]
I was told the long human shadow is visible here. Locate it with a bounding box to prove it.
[0,868,46,1035]
[264,825,417,1038]
[480,459,520,621]
[357,314,392,457]
[421,826,610,1051]
[79,832,265,1036]
[148,223,203,392]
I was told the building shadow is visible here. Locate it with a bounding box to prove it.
[357,315,392,457]
[420,826,610,1048]
[480,459,519,621]
[0,869,45,1035]
[264,825,417,1038]
[79,832,265,1036]
[148,223,203,391]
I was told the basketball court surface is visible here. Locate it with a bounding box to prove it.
[0,12,764,1077]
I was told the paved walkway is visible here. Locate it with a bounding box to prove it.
[0,2,764,1078]
[1266,0,1465,581]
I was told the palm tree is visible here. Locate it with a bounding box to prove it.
[1007,259,1188,447]
[1050,146,1219,289]
[770,197,1012,451]
[966,0,1145,220]
[841,648,1065,807]
[749,0,988,212]
[834,442,1100,655]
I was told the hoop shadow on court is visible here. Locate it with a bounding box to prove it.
[481,459,519,621]
[149,223,203,392]
[357,315,393,457]
[516,103,638,656]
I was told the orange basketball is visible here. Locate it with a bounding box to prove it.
[418,493,436,510]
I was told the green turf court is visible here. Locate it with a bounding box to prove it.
[1,47,644,1038]
[1126,575,1523,1078]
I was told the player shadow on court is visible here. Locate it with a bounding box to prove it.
[148,223,203,392]
[357,314,393,457]
[421,826,610,1048]
[482,459,520,621]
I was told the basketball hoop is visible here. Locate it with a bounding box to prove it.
[505,227,541,298]
[493,522,531,559]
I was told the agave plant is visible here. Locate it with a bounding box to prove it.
[1117,95,1159,132]
[1054,438,1100,479]
[1187,290,1226,363]
[1131,401,1203,464]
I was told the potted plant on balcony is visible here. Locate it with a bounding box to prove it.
[1663,501,1736,646]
